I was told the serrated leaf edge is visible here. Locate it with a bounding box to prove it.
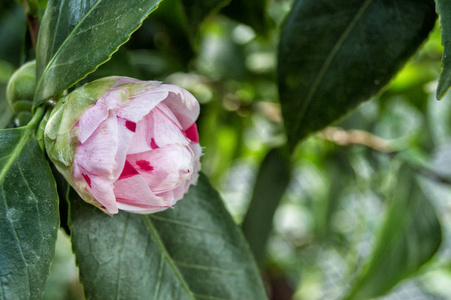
[34,0,163,106]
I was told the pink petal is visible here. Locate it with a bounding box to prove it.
[188,142,202,185]
[151,104,188,147]
[116,91,168,123]
[118,160,140,179]
[76,112,119,177]
[127,144,194,193]
[116,202,170,214]
[160,85,200,130]
[78,87,129,143]
[185,123,199,143]
[89,174,119,214]
[156,180,190,206]
[113,117,136,178]
[127,103,188,154]
[126,114,153,154]
[74,163,118,213]
[113,171,168,207]
[125,120,136,132]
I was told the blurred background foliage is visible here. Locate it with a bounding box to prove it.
[2,0,451,299]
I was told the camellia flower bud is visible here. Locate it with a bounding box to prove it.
[6,60,36,126]
[45,76,201,214]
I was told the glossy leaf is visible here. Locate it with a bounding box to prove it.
[436,0,451,99]
[70,173,267,300]
[34,0,162,107]
[241,147,291,266]
[180,0,230,40]
[221,0,267,35]
[278,0,436,150]
[344,165,442,300]
[0,122,59,299]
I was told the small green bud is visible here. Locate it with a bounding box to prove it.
[6,61,36,116]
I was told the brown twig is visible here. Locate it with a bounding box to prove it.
[318,126,393,153]
[26,14,40,51]
[21,0,40,51]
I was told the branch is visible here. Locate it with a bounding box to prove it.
[318,126,393,153]
[20,0,40,51]
[26,14,39,51]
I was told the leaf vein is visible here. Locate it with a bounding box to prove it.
[115,214,130,300]
[17,162,44,246]
[49,0,65,60]
[291,0,373,138]
[142,215,195,299]
[38,0,104,94]
[150,215,221,236]
[70,15,123,38]
[0,130,30,184]
[153,253,165,300]
[175,261,243,275]
[0,177,31,293]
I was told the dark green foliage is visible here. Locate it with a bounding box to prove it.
[278,0,436,150]
[1,0,450,298]
[241,147,291,265]
[436,0,451,99]
[69,174,267,300]
[0,124,59,300]
[34,0,162,106]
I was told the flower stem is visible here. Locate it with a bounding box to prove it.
[34,107,51,151]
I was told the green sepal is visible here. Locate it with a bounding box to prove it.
[45,77,117,169]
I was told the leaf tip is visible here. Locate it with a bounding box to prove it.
[437,78,451,100]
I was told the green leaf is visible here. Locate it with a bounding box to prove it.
[241,147,291,266]
[180,0,230,41]
[344,165,442,300]
[34,0,162,107]
[69,173,267,300]
[278,0,436,150]
[0,121,59,299]
[221,0,268,35]
[436,0,451,99]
